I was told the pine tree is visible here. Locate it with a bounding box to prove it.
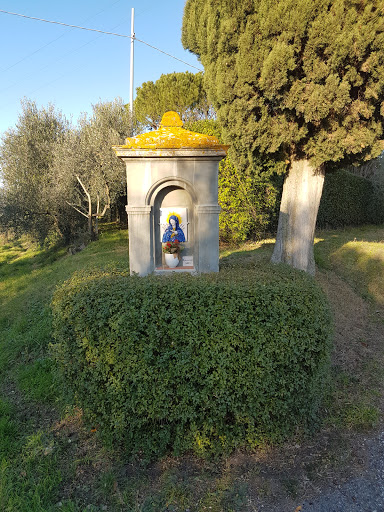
[134,71,214,130]
[182,0,384,274]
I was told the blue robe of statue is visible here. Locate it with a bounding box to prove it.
[162,215,186,242]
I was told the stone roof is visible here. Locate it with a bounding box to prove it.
[115,111,229,152]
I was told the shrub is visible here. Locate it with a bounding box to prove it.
[51,267,332,458]
[317,170,384,228]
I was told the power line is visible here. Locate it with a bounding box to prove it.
[1,31,106,96]
[0,9,132,38]
[1,1,127,74]
[0,16,130,96]
[0,9,203,72]
[27,19,131,96]
[135,39,202,71]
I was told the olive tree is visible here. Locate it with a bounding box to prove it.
[52,98,132,239]
[0,99,69,243]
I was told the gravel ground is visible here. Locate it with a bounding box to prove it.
[298,270,384,512]
[300,430,384,512]
[252,269,384,512]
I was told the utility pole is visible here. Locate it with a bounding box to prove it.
[129,7,135,118]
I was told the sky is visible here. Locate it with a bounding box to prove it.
[0,0,202,136]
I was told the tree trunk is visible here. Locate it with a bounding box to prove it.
[94,193,100,239]
[271,159,325,275]
[74,175,94,239]
[87,199,93,239]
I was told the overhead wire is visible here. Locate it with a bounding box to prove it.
[0,16,130,96]
[28,21,130,96]
[0,0,124,73]
[0,9,203,71]
[0,6,203,120]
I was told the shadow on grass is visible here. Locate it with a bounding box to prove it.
[219,225,384,307]
[219,241,275,269]
[314,225,384,306]
[0,245,67,281]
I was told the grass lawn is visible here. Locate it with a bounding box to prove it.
[0,223,383,511]
[314,226,384,305]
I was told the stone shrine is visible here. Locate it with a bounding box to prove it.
[113,112,228,276]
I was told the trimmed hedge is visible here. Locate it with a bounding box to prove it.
[52,267,332,458]
[317,170,384,228]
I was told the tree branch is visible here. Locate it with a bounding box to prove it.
[76,175,91,203]
[66,201,89,218]
[98,203,110,217]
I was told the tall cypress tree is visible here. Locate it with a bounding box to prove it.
[182,0,384,274]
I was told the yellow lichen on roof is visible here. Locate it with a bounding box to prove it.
[117,111,229,151]
[160,111,183,127]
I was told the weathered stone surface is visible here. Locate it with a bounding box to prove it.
[113,112,228,276]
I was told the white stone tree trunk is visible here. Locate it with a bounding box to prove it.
[271,159,325,275]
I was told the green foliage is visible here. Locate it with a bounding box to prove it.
[183,0,384,272]
[51,98,132,240]
[0,99,69,244]
[0,98,132,245]
[185,120,282,243]
[218,157,282,243]
[184,118,222,137]
[317,170,384,228]
[182,0,384,169]
[134,71,214,129]
[52,266,332,458]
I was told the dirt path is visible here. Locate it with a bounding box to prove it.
[316,269,384,377]
[244,269,384,511]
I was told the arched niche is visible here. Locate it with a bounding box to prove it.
[148,178,197,270]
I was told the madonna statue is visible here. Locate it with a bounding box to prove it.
[162,215,186,242]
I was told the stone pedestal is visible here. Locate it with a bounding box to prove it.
[113,112,228,276]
